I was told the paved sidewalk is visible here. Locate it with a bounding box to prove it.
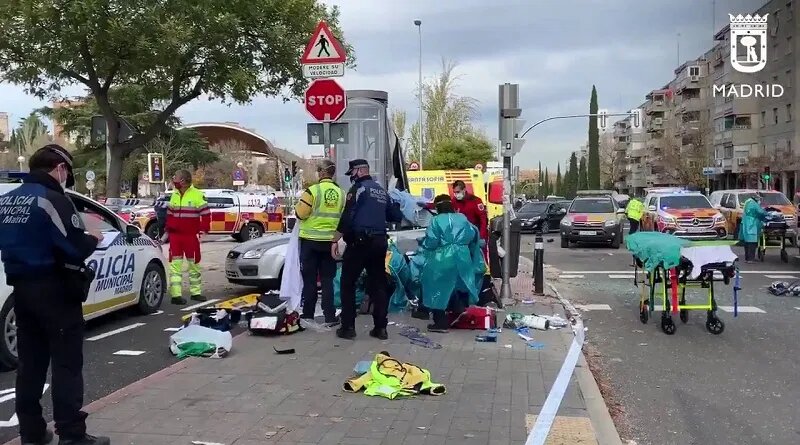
[5,270,620,445]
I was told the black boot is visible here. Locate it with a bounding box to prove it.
[170,296,187,305]
[22,430,53,445]
[427,323,449,333]
[369,327,388,340]
[336,326,356,339]
[411,308,430,320]
[58,434,111,445]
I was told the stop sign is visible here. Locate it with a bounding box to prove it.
[305,79,347,122]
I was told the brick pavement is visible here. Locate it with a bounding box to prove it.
[6,271,612,445]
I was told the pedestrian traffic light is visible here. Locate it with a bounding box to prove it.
[763,166,771,181]
[291,161,298,177]
[284,167,291,183]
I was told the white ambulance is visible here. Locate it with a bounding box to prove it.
[0,175,167,369]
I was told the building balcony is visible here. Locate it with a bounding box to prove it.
[646,120,665,132]
[717,127,757,145]
[675,75,703,94]
[676,97,704,113]
[629,148,647,158]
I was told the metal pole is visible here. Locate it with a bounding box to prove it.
[501,144,512,303]
[105,122,112,186]
[533,234,544,294]
[415,20,423,168]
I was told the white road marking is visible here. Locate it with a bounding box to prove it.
[113,350,146,356]
[558,274,585,279]
[181,299,221,312]
[765,275,798,279]
[150,310,164,315]
[163,327,182,332]
[86,323,146,341]
[574,304,612,311]
[608,274,634,279]
[0,384,49,428]
[718,306,766,313]
[795,307,800,310]
[560,270,790,275]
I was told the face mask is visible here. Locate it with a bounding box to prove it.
[173,180,183,189]
[350,174,359,184]
[57,165,67,189]
[454,191,465,200]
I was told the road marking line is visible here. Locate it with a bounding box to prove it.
[560,270,791,275]
[608,274,634,279]
[718,306,766,313]
[558,275,584,279]
[112,350,146,356]
[181,299,221,312]
[795,307,800,310]
[574,304,612,311]
[150,310,164,315]
[765,275,798,279]
[86,323,146,341]
[163,327,182,332]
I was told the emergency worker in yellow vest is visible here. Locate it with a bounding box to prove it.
[625,197,644,235]
[165,170,210,304]
[295,160,344,326]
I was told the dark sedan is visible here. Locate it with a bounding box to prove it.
[518,201,568,233]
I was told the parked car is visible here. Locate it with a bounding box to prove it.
[641,189,726,239]
[710,189,796,242]
[560,196,625,248]
[517,201,567,233]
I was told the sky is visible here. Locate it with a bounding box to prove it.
[0,0,765,171]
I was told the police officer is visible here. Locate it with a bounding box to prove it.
[0,145,109,445]
[331,159,403,340]
[295,160,344,326]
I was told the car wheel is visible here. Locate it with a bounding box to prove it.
[540,221,550,234]
[0,294,18,370]
[144,222,161,240]
[138,262,166,314]
[241,223,264,241]
[561,237,569,248]
[611,233,621,249]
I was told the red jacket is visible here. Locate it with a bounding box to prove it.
[452,194,488,241]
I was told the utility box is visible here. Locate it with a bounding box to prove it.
[488,215,521,278]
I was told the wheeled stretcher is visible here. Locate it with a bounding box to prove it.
[628,233,740,335]
[758,212,789,262]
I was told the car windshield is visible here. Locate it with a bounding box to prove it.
[659,195,711,210]
[757,192,791,205]
[519,203,549,214]
[569,198,614,213]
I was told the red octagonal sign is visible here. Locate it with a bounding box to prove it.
[304,78,347,122]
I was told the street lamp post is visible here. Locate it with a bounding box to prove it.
[414,19,423,168]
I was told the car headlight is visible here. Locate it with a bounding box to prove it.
[713,214,725,223]
[658,215,676,224]
[242,248,265,259]
[604,220,617,227]
[531,216,541,221]
[561,219,572,226]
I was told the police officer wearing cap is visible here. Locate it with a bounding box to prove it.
[331,159,403,340]
[0,145,110,445]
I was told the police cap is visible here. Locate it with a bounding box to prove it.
[29,144,75,188]
[345,159,369,176]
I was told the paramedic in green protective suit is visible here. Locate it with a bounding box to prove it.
[739,194,770,262]
[420,194,485,333]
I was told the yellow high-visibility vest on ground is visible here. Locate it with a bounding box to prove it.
[299,179,344,241]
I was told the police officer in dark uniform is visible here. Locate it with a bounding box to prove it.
[331,159,403,340]
[0,145,110,445]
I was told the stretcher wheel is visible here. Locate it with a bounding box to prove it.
[705,317,725,335]
[639,305,649,324]
[757,248,765,261]
[660,317,676,335]
[679,309,688,323]
[780,249,789,263]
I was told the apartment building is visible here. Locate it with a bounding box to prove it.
[0,112,8,142]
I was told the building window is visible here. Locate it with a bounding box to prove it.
[773,75,779,83]
[788,1,794,14]
[788,70,794,88]
[761,111,767,127]
[689,66,700,77]
[787,36,793,55]
[788,140,793,154]
[787,104,793,122]
[774,107,779,124]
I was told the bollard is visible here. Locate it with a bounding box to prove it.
[533,235,544,294]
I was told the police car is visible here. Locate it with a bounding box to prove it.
[0,172,167,369]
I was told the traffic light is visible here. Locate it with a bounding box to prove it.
[763,166,771,181]
[291,161,298,177]
[284,167,291,183]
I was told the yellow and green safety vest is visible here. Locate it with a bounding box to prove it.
[299,179,344,241]
[626,199,644,221]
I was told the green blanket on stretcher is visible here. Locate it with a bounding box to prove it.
[625,232,738,272]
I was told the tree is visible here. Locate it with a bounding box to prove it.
[542,168,550,197]
[407,59,479,163]
[600,136,624,190]
[0,0,351,197]
[566,152,579,198]
[425,135,494,170]
[10,112,52,167]
[537,161,543,198]
[555,163,562,196]
[578,156,588,190]
[658,129,709,188]
[588,86,600,188]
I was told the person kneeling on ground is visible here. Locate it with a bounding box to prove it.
[419,194,486,333]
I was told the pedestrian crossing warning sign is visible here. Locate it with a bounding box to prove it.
[301,20,347,64]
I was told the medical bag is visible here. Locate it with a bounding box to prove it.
[245,292,303,335]
[448,306,497,330]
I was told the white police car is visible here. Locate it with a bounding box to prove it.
[0,175,167,369]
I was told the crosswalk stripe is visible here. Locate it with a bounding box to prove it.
[608,274,634,279]
[112,350,146,356]
[574,304,612,311]
[558,274,584,279]
[181,299,221,312]
[765,275,798,279]
[717,306,766,313]
[86,323,146,341]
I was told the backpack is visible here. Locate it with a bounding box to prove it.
[245,292,304,336]
[448,306,497,330]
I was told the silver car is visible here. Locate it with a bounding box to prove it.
[224,228,426,290]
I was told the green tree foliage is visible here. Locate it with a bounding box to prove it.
[425,135,495,170]
[578,156,588,190]
[0,0,351,197]
[588,85,600,188]
[555,163,562,196]
[542,168,550,197]
[537,161,542,198]
[566,152,579,198]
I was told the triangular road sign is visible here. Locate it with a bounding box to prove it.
[301,21,347,64]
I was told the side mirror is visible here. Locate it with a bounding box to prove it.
[648,205,656,212]
[126,224,142,242]
[559,208,567,214]
[616,208,626,215]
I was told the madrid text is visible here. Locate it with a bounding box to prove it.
[87,251,136,295]
[0,195,34,224]
[712,83,784,98]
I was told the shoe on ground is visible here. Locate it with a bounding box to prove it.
[58,434,111,445]
[427,323,449,333]
[323,316,341,327]
[190,294,207,302]
[411,309,429,320]
[170,297,187,305]
[369,327,388,340]
[336,327,356,339]
[22,429,53,445]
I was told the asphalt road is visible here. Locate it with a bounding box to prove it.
[0,237,256,442]
[521,233,800,445]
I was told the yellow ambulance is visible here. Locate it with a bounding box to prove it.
[406,169,504,221]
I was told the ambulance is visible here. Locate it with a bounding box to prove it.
[406,168,504,222]
[0,173,167,368]
[640,188,727,239]
[130,189,284,241]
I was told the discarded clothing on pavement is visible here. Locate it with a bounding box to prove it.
[169,325,232,358]
[343,352,446,399]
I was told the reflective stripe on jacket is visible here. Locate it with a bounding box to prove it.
[299,179,344,241]
[166,185,210,235]
[625,199,644,221]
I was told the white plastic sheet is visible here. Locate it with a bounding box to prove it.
[279,223,303,311]
[169,325,232,358]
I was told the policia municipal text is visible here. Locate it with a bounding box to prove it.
[331,159,403,340]
[0,145,110,445]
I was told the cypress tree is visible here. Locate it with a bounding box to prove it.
[588,85,600,188]
[555,163,562,195]
[578,156,588,190]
